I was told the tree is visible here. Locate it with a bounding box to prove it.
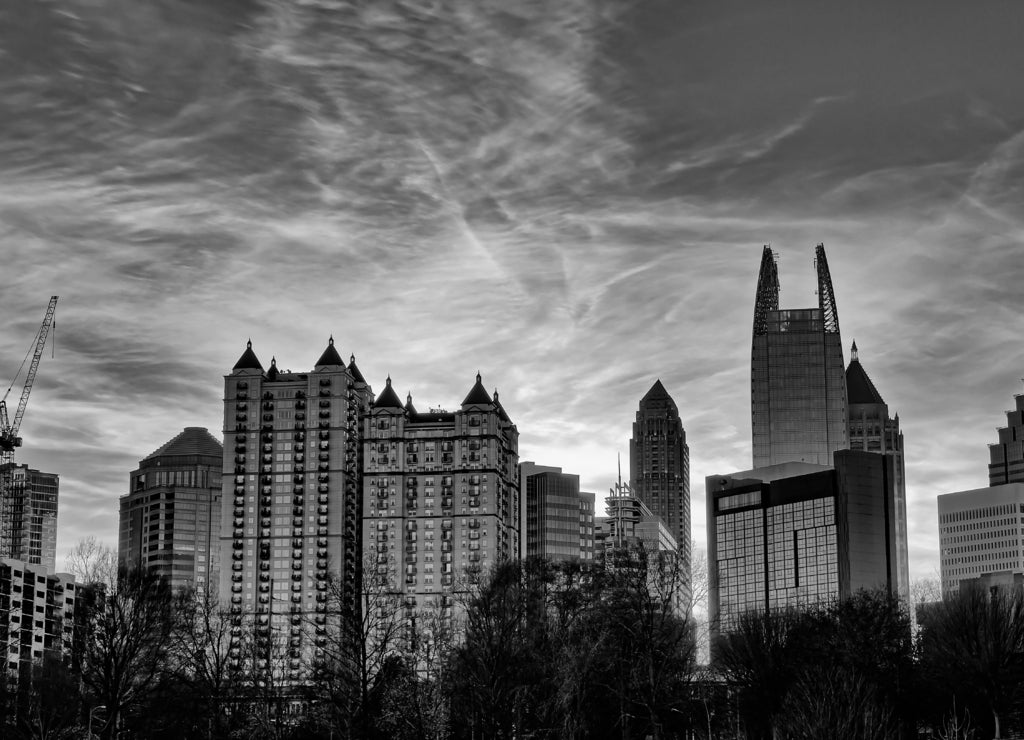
[63,537,117,588]
[80,567,176,739]
[917,585,1024,739]
[168,587,244,738]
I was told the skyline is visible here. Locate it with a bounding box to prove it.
[3,1,1024,583]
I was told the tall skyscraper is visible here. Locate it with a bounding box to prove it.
[629,380,691,598]
[521,464,595,563]
[119,427,223,591]
[989,389,1024,486]
[707,450,903,640]
[751,245,849,467]
[0,464,58,571]
[846,342,910,602]
[362,374,519,622]
[939,384,1024,597]
[221,338,373,682]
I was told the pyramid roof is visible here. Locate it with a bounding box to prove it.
[315,336,345,368]
[144,427,222,462]
[232,340,263,371]
[348,354,367,384]
[846,342,885,405]
[374,377,404,409]
[461,372,492,406]
[641,379,672,403]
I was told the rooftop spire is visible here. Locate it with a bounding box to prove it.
[461,371,492,406]
[815,244,840,334]
[232,338,263,372]
[315,335,345,368]
[752,245,780,337]
[373,375,403,409]
[851,340,858,361]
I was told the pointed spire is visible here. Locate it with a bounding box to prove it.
[374,375,403,409]
[752,245,781,336]
[266,356,278,381]
[845,344,885,405]
[461,371,492,406]
[815,244,840,334]
[315,335,345,368]
[347,353,367,384]
[232,338,263,372]
[405,391,418,415]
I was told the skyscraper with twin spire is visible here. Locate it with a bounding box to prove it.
[750,244,849,468]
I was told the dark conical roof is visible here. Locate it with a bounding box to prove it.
[846,344,885,405]
[493,389,510,422]
[405,392,418,415]
[374,376,404,409]
[315,336,345,368]
[232,339,263,371]
[462,372,492,406]
[266,356,278,381]
[144,427,222,462]
[348,354,366,384]
[641,379,672,403]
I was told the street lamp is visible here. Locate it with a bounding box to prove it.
[88,705,107,740]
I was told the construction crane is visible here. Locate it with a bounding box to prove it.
[0,296,58,559]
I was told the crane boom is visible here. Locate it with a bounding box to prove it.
[0,296,57,454]
[0,296,57,561]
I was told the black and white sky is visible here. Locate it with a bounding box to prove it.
[2,0,1023,579]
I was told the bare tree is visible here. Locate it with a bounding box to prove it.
[63,536,117,587]
[169,587,243,738]
[80,567,176,739]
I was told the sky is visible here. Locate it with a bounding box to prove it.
[2,0,1023,583]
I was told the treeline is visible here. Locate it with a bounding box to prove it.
[1,554,1023,740]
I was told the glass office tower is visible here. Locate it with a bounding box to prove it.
[751,245,849,468]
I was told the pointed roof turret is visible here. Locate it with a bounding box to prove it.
[315,335,345,368]
[493,389,510,422]
[266,356,278,381]
[405,391,418,415]
[232,339,263,372]
[461,372,492,406]
[846,343,885,405]
[374,376,404,409]
[348,353,367,384]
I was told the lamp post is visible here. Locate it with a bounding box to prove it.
[88,705,107,740]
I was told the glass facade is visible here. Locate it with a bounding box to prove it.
[752,308,848,467]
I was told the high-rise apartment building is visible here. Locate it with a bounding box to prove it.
[0,559,79,687]
[846,342,910,603]
[119,427,223,591]
[707,451,903,640]
[989,390,1024,486]
[751,245,849,468]
[362,374,519,621]
[629,380,691,598]
[0,464,58,571]
[520,464,595,562]
[221,339,373,681]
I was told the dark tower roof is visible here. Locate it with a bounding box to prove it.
[144,427,222,462]
[493,389,510,422]
[641,379,672,403]
[315,336,345,368]
[348,354,367,384]
[846,342,885,405]
[752,246,781,337]
[462,372,492,406]
[374,377,404,409]
[266,356,278,381]
[232,339,263,371]
[405,392,418,415]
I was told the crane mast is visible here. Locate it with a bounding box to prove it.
[0,296,58,560]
